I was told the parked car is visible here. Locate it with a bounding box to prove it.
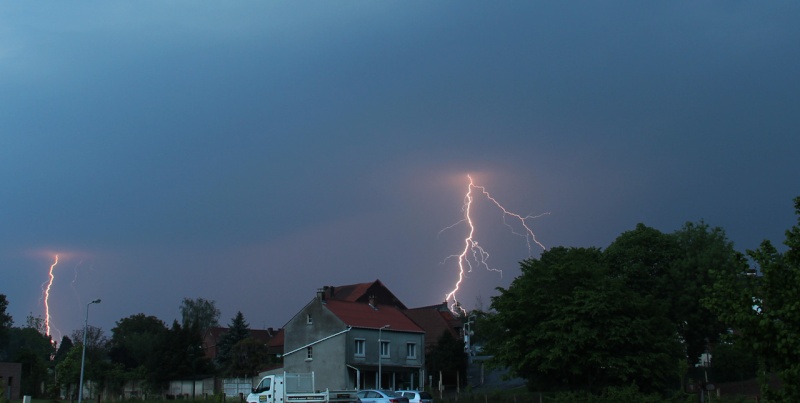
[397,390,433,403]
[355,389,410,403]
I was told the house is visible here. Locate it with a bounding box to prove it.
[283,286,426,391]
[403,303,463,353]
[0,362,22,400]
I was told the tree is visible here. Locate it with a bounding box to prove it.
[25,315,46,335]
[109,314,167,371]
[0,294,12,359]
[425,330,466,388]
[148,321,213,393]
[709,341,757,383]
[180,298,220,335]
[55,344,82,399]
[69,325,110,397]
[71,325,108,354]
[6,326,55,397]
[670,222,747,367]
[54,335,74,364]
[604,223,744,369]
[484,246,682,394]
[603,224,680,303]
[216,311,250,373]
[706,196,800,400]
[227,337,270,377]
[180,298,220,334]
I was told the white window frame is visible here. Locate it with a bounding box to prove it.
[354,338,365,357]
[306,314,313,324]
[380,340,390,358]
[306,346,313,360]
[406,342,417,359]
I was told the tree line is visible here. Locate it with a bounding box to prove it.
[0,297,276,399]
[475,196,800,401]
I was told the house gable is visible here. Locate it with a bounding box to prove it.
[404,303,463,351]
[321,279,407,310]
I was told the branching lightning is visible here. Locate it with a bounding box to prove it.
[42,255,59,337]
[442,174,548,313]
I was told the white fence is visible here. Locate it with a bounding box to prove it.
[223,378,254,398]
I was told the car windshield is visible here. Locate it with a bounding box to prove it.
[382,391,403,397]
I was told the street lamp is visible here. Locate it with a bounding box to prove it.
[377,324,390,389]
[78,299,101,403]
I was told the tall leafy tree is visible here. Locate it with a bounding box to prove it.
[109,314,167,371]
[605,223,744,369]
[603,224,680,316]
[216,311,250,373]
[706,196,800,400]
[54,335,74,364]
[149,321,213,393]
[484,246,682,394]
[671,222,747,367]
[180,297,220,344]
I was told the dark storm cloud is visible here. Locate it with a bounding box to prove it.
[1,2,799,334]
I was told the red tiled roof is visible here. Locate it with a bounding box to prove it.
[268,328,284,348]
[323,279,408,310]
[324,299,424,333]
[329,282,374,302]
[267,328,284,353]
[404,305,461,348]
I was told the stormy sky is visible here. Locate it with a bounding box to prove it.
[2,1,799,339]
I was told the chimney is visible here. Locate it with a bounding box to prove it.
[316,288,324,301]
[324,285,336,299]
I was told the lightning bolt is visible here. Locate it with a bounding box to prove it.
[43,254,59,337]
[443,174,548,313]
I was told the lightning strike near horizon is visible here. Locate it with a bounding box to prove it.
[443,175,548,313]
[42,254,59,337]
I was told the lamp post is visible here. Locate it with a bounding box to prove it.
[377,324,390,389]
[78,299,101,403]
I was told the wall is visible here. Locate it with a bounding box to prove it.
[284,298,350,390]
[346,328,424,390]
[0,363,22,400]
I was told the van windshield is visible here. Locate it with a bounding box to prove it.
[254,379,271,393]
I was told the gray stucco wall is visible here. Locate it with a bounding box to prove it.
[346,327,424,369]
[346,327,425,389]
[284,298,351,390]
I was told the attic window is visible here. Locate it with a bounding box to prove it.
[307,314,312,325]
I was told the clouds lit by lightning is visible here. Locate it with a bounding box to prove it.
[442,174,548,313]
